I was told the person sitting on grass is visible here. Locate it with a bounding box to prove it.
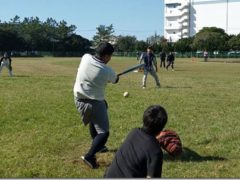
[104,105,168,178]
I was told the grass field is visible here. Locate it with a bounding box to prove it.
[0,56,240,178]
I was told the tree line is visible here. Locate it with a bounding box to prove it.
[0,16,92,56]
[175,27,240,53]
[96,25,240,54]
[1,16,240,56]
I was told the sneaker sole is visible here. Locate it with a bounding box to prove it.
[81,156,95,169]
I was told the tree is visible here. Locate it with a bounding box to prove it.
[174,37,194,52]
[92,24,115,46]
[146,33,163,45]
[56,20,76,40]
[146,34,168,53]
[135,40,148,52]
[10,15,21,24]
[228,34,240,50]
[64,34,91,55]
[0,15,92,54]
[116,36,137,52]
[0,29,25,51]
[192,27,229,51]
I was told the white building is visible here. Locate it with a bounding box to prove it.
[164,0,240,42]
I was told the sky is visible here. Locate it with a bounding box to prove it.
[0,0,164,41]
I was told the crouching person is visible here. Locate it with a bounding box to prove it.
[104,105,168,178]
[0,52,13,77]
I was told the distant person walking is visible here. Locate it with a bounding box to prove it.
[203,50,208,62]
[0,52,13,77]
[73,42,119,169]
[140,46,160,89]
[160,51,166,68]
[166,52,175,71]
[136,51,141,61]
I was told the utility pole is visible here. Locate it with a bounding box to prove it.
[226,0,229,33]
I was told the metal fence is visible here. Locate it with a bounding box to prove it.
[175,51,240,59]
[114,51,240,59]
[8,51,240,58]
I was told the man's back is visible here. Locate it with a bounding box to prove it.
[73,54,116,100]
[160,52,166,59]
[104,128,163,178]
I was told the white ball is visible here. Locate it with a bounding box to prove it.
[123,91,129,97]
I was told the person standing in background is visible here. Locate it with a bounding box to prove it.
[140,46,160,89]
[166,52,175,71]
[160,51,166,68]
[203,50,208,62]
[0,52,13,77]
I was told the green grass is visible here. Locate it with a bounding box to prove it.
[0,57,240,178]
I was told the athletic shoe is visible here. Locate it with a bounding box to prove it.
[98,146,109,153]
[81,156,98,169]
[142,86,146,89]
[172,69,175,71]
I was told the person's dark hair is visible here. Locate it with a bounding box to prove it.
[142,105,168,136]
[147,46,152,50]
[95,42,114,57]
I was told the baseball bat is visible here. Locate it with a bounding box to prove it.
[117,63,144,76]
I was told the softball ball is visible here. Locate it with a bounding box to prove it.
[123,91,129,97]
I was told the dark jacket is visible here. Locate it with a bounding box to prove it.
[141,52,157,71]
[167,53,175,62]
[104,128,163,178]
[160,52,166,60]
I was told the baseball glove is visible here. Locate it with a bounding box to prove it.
[156,129,182,157]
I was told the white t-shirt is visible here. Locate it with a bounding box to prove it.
[73,54,117,100]
[1,57,10,66]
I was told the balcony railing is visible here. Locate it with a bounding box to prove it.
[165,24,182,30]
[180,8,189,15]
[179,2,189,10]
[178,15,189,23]
[165,11,180,17]
[182,21,189,27]
[182,29,189,34]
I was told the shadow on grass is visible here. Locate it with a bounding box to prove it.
[12,75,31,77]
[163,147,226,162]
[107,148,118,153]
[171,69,189,72]
[164,86,192,89]
[0,75,30,77]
